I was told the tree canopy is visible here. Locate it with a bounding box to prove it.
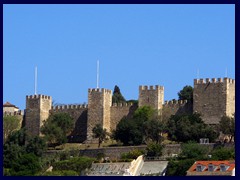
[112,85,126,104]
[114,106,164,145]
[219,115,235,142]
[178,85,193,103]
[41,113,74,146]
[167,113,218,143]
[3,115,22,143]
[92,124,108,148]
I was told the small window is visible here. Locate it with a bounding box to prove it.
[196,165,202,172]
[208,165,214,172]
[220,164,226,172]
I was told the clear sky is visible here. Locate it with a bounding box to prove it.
[3,4,235,110]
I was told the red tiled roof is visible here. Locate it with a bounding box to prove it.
[3,102,18,108]
[188,161,235,172]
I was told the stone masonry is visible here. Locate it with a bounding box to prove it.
[23,77,235,142]
[193,78,235,124]
[25,95,52,137]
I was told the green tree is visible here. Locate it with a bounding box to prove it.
[219,116,235,142]
[121,149,144,160]
[10,153,41,176]
[3,115,21,143]
[114,117,143,145]
[41,113,74,146]
[112,85,126,103]
[114,106,158,145]
[143,119,165,143]
[167,113,218,143]
[53,156,95,175]
[145,142,163,157]
[179,142,209,160]
[178,85,193,103]
[166,159,195,176]
[26,136,47,157]
[92,124,108,148]
[133,106,155,123]
[211,147,235,160]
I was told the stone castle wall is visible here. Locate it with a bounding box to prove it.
[87,88,112,141]
[50,105,88,142]
[162,100,193,121]
[103,89,112,132]
[23,77,235,142]
[193,78,234,124]
[139,85,164,114]
[226,79,235,117]
[110,103,138,131]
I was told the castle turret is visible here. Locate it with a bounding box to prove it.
[138,85,164,115]
[193,77,235,124]
[87,88,112,141]
[25,94,52,136]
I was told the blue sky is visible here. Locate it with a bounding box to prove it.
[3,4,235,110]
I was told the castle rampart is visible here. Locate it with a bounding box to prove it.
[138,85,164,115]
[25,94,52,136]
[50,104,88,142]
[110,103,138,131]
[193,77,235,124]
[87,88,112,142]
[162,100,192,120]
[20,77,234,143]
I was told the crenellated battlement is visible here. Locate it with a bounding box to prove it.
[26,94,52,100]
[88,88,112,94]
[111,102,133,107]
[164,100,188,106]
[52,104,88,110]
[194,78,235,85]
[139,85,164,91]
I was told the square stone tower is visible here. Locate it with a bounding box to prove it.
[25,94,52,136]
[87,88,112,141]
[138,85,164,115]
[193,78,235,124]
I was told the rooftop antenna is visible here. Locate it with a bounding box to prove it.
[197,69,199,79]
[225,67,228,77]
[97,60,99,88]
[34,66,37,95]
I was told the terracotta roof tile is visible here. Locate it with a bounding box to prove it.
[3,102,18,108]
[188,161,235,173]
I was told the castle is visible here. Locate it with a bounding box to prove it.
[4,77,235,143]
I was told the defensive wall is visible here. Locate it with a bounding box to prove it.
[22,77,235,143]
[25,95,52,136]
[162,100,193,120]
[50,104,88,142]
[110,102,138,131]
[79,144,182,160]
[193,78,235,124]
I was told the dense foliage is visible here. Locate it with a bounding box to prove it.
[3,115,22,143]
[53,157,95,175]
[112,85,126,103]
[219,115,235,142]
[92,124,108,148]
[121,149,144,160]
[177,85,193,103]
[3,128,47,176]
[167,113,218,143]
[145,142,164,157]
[165,142,235,176]
[41,113,74,146]
[114,106,164,145]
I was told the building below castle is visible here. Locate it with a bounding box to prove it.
[3,77,235,143]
